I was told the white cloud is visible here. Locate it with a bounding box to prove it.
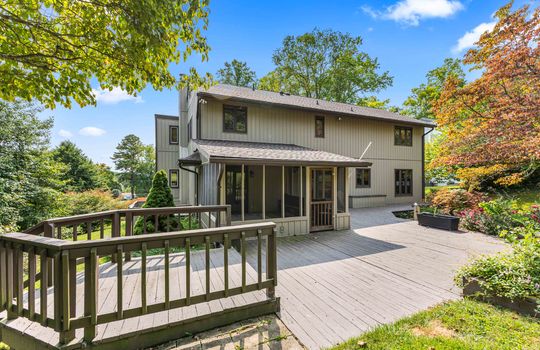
[362,0,464,26]
[79,127,106,137]
[92,87,143,104]
[58,129,73,138]
[452,21,496,53]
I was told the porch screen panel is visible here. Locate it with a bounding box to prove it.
[244,165,263,220]
[285,167,301,217]
[337,167,346,213]
[265,166,282,219]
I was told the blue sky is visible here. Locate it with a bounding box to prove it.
[45,0,530,167]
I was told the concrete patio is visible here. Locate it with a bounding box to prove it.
[248,205,507,349]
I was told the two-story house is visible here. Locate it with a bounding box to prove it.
[155,84,435,236]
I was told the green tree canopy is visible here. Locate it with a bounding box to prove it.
[258,28,393,104]
[0,100,65,231]
[111,134,145,198]
[0,0,211,108]
[403,58,465,119]
[133,145,156,196]
[52,141,101,191]
[216,59,257,87]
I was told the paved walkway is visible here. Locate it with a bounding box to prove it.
[248,205,507,349]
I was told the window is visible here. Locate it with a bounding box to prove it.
[223,105,247,133]
[394,126,412,146]
[315,116,325,138]
[169,125,179,144]
[356,168,371,188]
[169,169,179,188]
[395,169,412,196]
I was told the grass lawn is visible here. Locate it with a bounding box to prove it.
[425,185,460,197]
[328,299,540,350]
[499,187,540,210]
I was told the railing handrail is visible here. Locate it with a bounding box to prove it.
[2,222,276,252]
[24,205,232,233]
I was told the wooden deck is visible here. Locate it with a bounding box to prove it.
[1,206,507,350]
[247,206,507,349]
[0,247,269,349]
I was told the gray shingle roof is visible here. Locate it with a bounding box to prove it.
[198,84,435,127]
[189,139,372,167]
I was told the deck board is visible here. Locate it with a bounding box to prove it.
[246,206,506,349]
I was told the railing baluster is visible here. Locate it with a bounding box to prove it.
[87,222,92,240]
[53,252,62,331]
[257,229,262,289]
[84,248,98,342]
[40,248,48,326]
[16,245,23,316]
[154,214,159,233]
[125,213,132,262]
[57,225,62,239]
[143,215,147,234]
[117,245,123,319]
[44,223,54,287]
[164,240,170,308]
[166,214,171,232]
[28,247,36,320]
[141,243,147,314]
[188,214,192,229]
[216,211,221,228]
[185,238,191,305]
[0,242,6,313]
[241,232,246,292]
[73,224,78,241]
[6,244,14,319]
[205,236,210,300]
[223,234,229,297]
[100,219,104,239]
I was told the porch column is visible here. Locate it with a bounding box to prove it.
[281,166,285,218]
[299,167,303,217]
[241,164,245,222]
[333,167,337,230]
[262,165,266,220]
[345,168,350,213]
[306,167,311,231]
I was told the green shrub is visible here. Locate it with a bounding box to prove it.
[429,188,486,215]
[456,235,540,301]
[111,189,121,198]
[134,170,177,234]
[63,190,125,216]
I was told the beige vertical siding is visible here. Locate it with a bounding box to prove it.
[201,98,423,207]
[155,116,181,203]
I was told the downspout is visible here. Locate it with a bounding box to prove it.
[422,127,435,201]
[178,162,199,205]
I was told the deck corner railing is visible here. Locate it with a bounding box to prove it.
[0,205,278,346]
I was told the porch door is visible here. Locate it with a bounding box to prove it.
[310,168,334,232]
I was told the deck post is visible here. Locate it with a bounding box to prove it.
[111,213,120,263]
[266,228,278,299]
[84,248,99,342]
[6,244,15,320]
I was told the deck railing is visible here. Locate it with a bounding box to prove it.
[0,221,277,345]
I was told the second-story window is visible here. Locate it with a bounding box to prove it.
[394,126,412,146]
[187,119,192,141]
[169,125,179,144]
[315,116,325,138]
[223,105,247,133]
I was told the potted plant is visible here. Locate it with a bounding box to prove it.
[417,207,460,231]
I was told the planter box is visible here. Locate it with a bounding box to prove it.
[417,213,460,231]
[463,279,539,318]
